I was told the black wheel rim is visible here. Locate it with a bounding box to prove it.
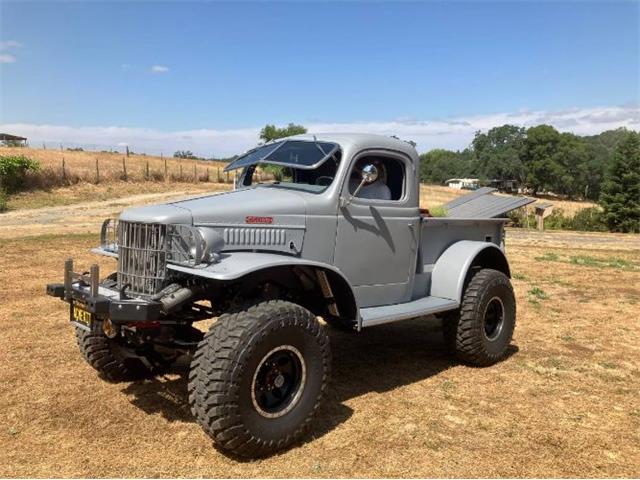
[251,345,306,418]
[483,297,505,341]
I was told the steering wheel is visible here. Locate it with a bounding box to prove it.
[315,176,334,186]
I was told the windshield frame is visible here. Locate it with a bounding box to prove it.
[224,140,340,172]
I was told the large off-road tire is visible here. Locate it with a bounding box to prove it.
[442,268,516,366]
[188,300,331,458]
[74,320,169,382]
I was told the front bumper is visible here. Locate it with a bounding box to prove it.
[46,259,161,323]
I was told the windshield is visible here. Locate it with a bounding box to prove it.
[225,140,339,172]
[237,150,342,194]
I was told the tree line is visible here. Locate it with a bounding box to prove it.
[420,125,638,232]
[420,125,634,201]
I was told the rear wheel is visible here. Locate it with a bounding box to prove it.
[188,300,331,458]
[442,268,516,366]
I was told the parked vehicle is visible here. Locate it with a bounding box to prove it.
[47,134,524,457]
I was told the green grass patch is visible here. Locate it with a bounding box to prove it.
[535,252,559,262]
[512,272,528,281]
[535,251,638,271]
[569,254,637,270]
[527,287,549,300]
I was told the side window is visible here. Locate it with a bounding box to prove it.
[348,155,405,201]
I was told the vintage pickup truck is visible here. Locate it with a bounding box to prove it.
[47,133,531,457]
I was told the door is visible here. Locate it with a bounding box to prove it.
[333,152,420,307]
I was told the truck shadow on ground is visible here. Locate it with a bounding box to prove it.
[121,315,518,454]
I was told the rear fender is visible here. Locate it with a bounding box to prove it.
[430,241,510,302]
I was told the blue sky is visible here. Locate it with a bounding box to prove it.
[1,0,639,155]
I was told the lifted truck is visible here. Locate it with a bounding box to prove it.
[47,134,530,458]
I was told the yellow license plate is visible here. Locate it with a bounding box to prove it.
[71,302,94,327]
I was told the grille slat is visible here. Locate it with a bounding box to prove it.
[117,221,167,297]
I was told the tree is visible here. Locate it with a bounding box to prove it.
[472,125,526,183]
[420,148,475,184]
[259,123,307,142]
[173,150,197,159]
[599,131,640,233]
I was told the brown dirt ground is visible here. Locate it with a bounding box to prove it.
[0,194,638,477]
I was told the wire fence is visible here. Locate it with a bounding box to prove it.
[10,140,230,161]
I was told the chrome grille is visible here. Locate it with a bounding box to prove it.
[117,221,167,297]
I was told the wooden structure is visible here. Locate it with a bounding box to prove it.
[535,202,554,230]
[0,133,27,147]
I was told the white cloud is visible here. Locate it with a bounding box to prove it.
[0,40,22,50]
[0,54,16,63]
[1,104,638,157]
[150,65,169,73]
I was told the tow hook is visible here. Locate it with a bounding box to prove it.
[102,317,118,338]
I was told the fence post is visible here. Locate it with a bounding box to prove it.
[95,158,100,184]
[122,157,127,181]
[179,162,183,180]
[145,160,149,180]
[206,166,209,183]
[193,163,197,182]
[43,142,46,150]
[217,167,221,183]
[126,146,130,158]
[226,170,229,183]
[62,157,66,182]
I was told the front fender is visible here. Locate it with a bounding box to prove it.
[168,252,359,322]
[167,251,348,282]
[430,241,510,302]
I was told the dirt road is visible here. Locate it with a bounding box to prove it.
[0,189,226,239]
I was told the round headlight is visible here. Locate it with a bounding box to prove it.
[197,228,225,263]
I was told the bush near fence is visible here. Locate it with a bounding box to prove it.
[508,206,608,232]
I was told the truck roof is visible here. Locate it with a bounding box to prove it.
[285,133,419,157]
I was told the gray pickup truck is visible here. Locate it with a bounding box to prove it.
[47,133,530,458]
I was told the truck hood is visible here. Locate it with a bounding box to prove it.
[118,186,307,226]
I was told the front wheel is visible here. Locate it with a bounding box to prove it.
[442,268,516,366]
[188,300,331,458]
[75,320,174,382]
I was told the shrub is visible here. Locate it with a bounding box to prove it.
[0,188,7,212]
[570,207,607,232]
[0,155,41,193]
[543,208,573,230]
[429,205,448,217]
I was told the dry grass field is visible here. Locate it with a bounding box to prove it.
[0,146,231,184]
[0,188,638,477]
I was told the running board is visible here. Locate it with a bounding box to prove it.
[359,296,459,328]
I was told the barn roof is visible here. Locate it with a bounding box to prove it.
[0,133,27,141]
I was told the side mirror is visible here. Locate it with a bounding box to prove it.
[360,163,379,184]
[342,163,379,208]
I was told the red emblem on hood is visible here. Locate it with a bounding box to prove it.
[245,216,273,224]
